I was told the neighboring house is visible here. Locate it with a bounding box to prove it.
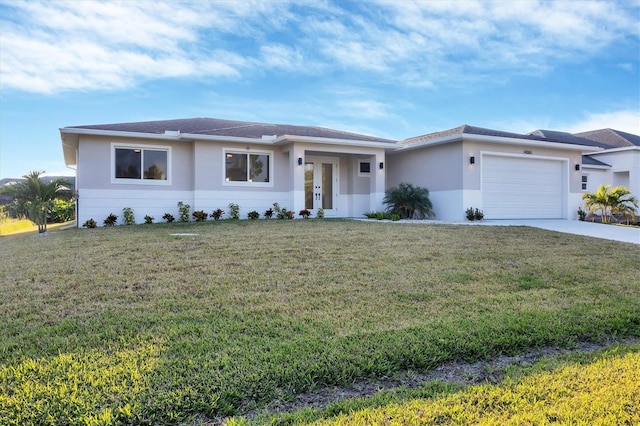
[59,118,638,225]
[60,118,394,225]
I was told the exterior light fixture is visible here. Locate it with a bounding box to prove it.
[470,156,475,164]
[575,164,580,171]
[379,162,384,169]
[298,157,303,166]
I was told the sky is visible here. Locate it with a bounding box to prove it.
[0,0,639,179]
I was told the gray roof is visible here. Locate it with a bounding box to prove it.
[574,128,640,148]
[403,124,602,147]
[581,155,611,167]
[529,130,607,148]
[65,117,397,144]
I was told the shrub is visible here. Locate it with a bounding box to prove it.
[286,210,295,219]
[82,218,97,228]
[384,182,434,219]
[228,203,240,220]
[122,207,135,225]
[211,209,224,220]
[50,198,75,223]
[177,202,190,222]
[577,207,586,221]
[264,208,274,219]
[298,209,311,219]
[316,208,324,219]
[465,207,476,221]
[192,210,208,221]
[273,203,288,220]
[144,215,154,224]
[391,213,401,221]
[247,210,260,220]
[162,213,175,223]
[103,213,117,226]
[474,208,484,220]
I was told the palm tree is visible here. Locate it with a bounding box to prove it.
[1,171,71,233]
[383,182,435,219]
[582,184,637,224]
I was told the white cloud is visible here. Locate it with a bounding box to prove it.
[0,0,638,94]
[563,110,640,135]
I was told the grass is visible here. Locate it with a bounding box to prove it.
[233,343,640,425]
[1,220,639,424]
[0,218,75,236]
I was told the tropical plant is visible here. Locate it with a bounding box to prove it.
[228,203,240,220]
[211,209,224,220]
[465,207,476,221]
[263,208,274,219]
[577,207,587,221]
[0,171,71,233]
[144,215,154,224]
[582,184,637,224]
[82,218,97,228]
[316,207,325,219]
[122,207,135,225]
[192,210,208,221]
[177,202,190,222]
[298,209,311,219]
[383,182,434,219]
[162,213,175,223]
[103,213,118,226]
[247,210,260,220]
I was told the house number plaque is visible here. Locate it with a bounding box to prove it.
[523,150,533,155]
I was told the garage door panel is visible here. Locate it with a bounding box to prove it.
[482,156,564,219]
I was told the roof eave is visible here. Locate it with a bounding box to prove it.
[274,134,397,149]
[397,133,603,152]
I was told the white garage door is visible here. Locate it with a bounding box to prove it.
[482,155,564,219]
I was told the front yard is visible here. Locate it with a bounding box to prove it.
[1,220,638,424]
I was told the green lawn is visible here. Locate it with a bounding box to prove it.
[1,220,639,425]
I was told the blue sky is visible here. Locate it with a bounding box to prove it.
[1,0,638,179]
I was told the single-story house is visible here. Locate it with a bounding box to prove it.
[59,118,638,225]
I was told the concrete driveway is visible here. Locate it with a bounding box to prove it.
[480,219,640,245]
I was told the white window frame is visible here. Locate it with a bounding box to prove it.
[358,159,371,177]
[111,142,171,185]
[223,148,274,187]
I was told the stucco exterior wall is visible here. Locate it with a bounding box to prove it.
[587,150,640,199]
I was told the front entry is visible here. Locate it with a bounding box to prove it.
[305,156,338,215]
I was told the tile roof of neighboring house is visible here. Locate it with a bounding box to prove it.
[582,155,611,167]
[574,128,640,148]
[65,117,397,144]
[402,124,603,147]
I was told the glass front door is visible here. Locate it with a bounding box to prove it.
[304,157,337,213]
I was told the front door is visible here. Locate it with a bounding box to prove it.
[304,157,338,215]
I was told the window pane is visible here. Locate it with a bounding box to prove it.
[249,154,269,182]
[226,153,248,181]
[143,150,167,180]
[115,148,141,179]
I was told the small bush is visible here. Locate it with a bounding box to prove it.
[50,198,75,223]
[316,208,324,219]
[82,218,97,228]
[192,210,208,221]
[228,203,240,220]
[162,213,175,223]
[391,213,401,221]
[298,209,311,219]
[286,210,294,219]
[177,202,190,222]
[211,209,224,220]
[144,215,154,224]
[273,203,288,220]
[577,207,587,221]
[465,207,476,221]
[474,208,484,220]
[247,210,260,220]
[103,213,117,226]
[264,208,274,219]
[122,207,135,225]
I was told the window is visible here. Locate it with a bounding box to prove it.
[224,149,272,185]
[358,160,371,177]
[112,144,169,184]
[581,175,588,191]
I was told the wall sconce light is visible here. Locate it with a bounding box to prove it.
[575,164,580,171]
[298,157,303,166]
[379,162,384,170]
[470,156,475,165]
